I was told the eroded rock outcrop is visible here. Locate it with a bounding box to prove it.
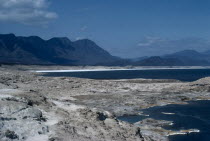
[0,95,48,141]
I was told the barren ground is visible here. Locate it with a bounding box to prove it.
[1,65,210,141]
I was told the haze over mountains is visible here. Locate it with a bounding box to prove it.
[0,33,210,66]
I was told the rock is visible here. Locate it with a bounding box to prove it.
[5,130,18,139]
[135,118,173,127]
[96,112,107,121]
[104,118,118,126]
[0,93,48,141]
[16,108,43,119]
[0,100,28,116]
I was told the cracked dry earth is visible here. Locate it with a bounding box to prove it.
[1,66,210,141]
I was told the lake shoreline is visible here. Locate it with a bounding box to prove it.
[34,66,210,72]
[118,100,210,140]
[36,67,210,82]
[1,65,210,141]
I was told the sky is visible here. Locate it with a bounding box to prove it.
[0,0,210,58]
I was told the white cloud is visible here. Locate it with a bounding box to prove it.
[76,37,85,40]
[0,0,57,25]
[137,36,166,47]
[80,25,88,31]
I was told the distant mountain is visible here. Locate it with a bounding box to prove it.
[0,33,118,65]
[162,50,210,65]
[133,56,210,66]
[133,56,183,66]
[131,50,210,66]
[1,33,210,66]
[203,50,210,55]
[130,56,149,62]
[163,50,205,60]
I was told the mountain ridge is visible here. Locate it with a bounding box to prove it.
[0,33,118,65]
[1,33,210,66]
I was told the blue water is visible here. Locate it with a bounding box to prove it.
[118,100,210,141]
[43,69,210,81]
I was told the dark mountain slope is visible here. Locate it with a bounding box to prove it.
[0,34,117,65]
[134,56,210,66]
[71,39,117,65]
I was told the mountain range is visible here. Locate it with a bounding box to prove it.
[0,33,210,66]
[0,33,118,65]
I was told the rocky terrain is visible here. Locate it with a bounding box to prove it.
[1,65,210,141]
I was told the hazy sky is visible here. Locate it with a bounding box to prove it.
[0,0,210,58]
